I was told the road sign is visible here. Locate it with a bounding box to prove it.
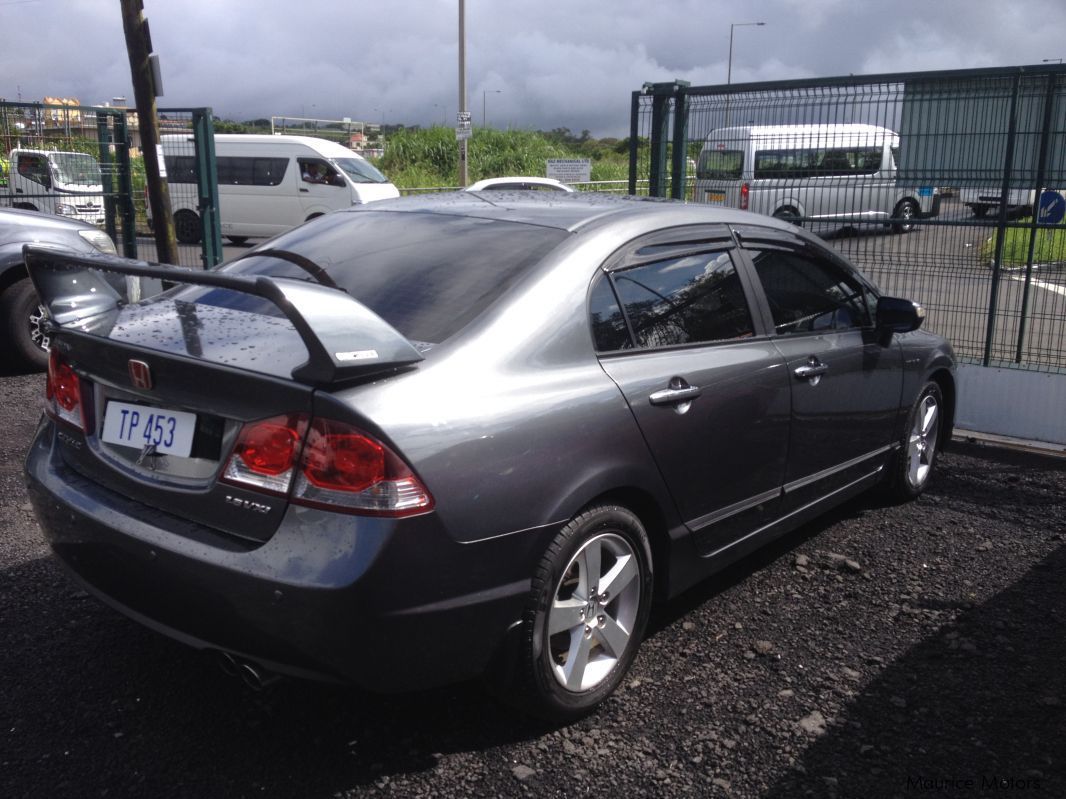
[457,111,472,124]
[1038,190,1066,225]
[455,126,471,141]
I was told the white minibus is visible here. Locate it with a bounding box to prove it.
[157,134,399,244]
[694,124,939,233]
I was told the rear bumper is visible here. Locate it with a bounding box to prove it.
[25,419,547,692]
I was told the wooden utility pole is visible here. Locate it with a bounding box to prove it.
[119,0,178,264]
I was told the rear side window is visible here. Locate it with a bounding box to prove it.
[605,251,754,349]
[697,149,743,180]
[747,249,872,335]
[212,211,569,345]
[165,155,289,186]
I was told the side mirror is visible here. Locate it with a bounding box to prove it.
[330,174,346,188]
[876,296,925,340]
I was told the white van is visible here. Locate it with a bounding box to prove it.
[158,134,399,244]
[1,149,106,225]
[694,124,939,233]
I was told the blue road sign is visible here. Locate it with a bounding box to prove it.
[1038,190,1066,225]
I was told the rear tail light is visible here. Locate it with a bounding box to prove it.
[740,182,750,210]
[293,419,433,516]
[46,349,86,430]
[222,413,309,495]
[222,415,433,516]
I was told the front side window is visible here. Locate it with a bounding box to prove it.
[610,251,754,349]
[748,248,872,335]
[299,158,340,186]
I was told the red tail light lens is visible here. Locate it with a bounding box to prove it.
[46,349,85,430]
[222,413,309,495]
[293,419,433,517]
[740,182,750,210]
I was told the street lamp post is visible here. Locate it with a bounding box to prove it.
[726,21,765,127]
[483,89,501,128]
[728,21,765,85]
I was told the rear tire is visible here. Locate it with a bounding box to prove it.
[773,207,802,226]
[970,204,990,219]
[503,504,653,721]
[886,381,943,501]
[1,277,50,371]
[892,199,919,233]
[227,236,249,245]
[174,210,203,245]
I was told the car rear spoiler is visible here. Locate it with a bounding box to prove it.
[22,246,424,386]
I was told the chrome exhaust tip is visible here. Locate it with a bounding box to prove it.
[216,650,240,678]
[238,660,280,691]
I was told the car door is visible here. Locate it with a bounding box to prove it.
[592,227,792,557]
[732,225,903,512]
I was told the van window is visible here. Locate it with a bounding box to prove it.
[753,147,883,179]
[164,155,289,186]
[51,153,102,186]
[333,157,389,184]
[697,149,743,180]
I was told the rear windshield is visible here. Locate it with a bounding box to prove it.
[697,149,743,180]
[196,210,569,345]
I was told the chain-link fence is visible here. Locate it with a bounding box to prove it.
[631,66,1066,373]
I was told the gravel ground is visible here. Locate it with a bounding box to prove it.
[2,366,1064,799]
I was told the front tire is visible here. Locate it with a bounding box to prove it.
[1,277,50,371]
[887,381,943,500]
[892,199,919,233]
[773,207,802,226]
[508,504,653,721]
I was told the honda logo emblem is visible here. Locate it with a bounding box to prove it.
[128,359,153,390]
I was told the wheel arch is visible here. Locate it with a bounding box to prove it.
[929,367,956,452]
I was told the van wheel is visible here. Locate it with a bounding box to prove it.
[227,236,249,246]
[892,199,919,233]
[174,210,203,245]
[969,204,990,219]
[13,203,38,213]
[501,504,653,721]
[1,278,50,371]
[773,207,802,226]
[305,213,324,223]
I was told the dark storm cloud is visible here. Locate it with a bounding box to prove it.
[1,0,1062,136]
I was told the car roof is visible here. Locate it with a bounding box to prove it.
[342,191,796,235]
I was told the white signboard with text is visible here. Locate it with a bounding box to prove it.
[546,158,591,184]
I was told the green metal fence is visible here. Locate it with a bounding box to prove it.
[630,65,1066,374]
[1,100,138,257]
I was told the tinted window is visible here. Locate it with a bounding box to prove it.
[198,211,569,345]
[589,273,632,352]
[753,147,884,179]
[748,249,872,335]
[166,155,288,186]
[611,251,754,349]
[697,149,743,180]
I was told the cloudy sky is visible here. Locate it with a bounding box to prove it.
[2,0,1064,136]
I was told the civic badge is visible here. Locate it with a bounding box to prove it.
[128,359,153,390]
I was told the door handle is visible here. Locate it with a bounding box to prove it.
[793,356,828,382]
[649,380,702,406]
[299,187,309,193]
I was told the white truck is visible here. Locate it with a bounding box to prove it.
[0,149,107,225]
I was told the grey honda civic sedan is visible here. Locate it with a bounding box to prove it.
[24,192,955,720]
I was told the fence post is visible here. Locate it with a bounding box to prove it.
[1014,71,1058,362]
[670,83,690,200]
[192,109,222,268]
[96,113,118,247]
[982,72,1022,366]
[113,113,138,259]
[628,91,640,196]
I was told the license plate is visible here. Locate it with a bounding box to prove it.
[705,191,726,204]
[101,400,197,457]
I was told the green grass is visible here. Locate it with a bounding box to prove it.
[981,219,1066,268]
[372,126,638,189]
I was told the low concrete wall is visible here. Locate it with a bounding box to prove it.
[955,363,1066,447]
